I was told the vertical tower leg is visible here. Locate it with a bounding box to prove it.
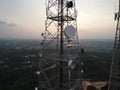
[108,0,120,90]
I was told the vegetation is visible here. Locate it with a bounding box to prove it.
[0,40,113,90]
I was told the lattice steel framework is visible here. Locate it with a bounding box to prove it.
[37,0,82,90]
[108,0,120,90]
[42,0,78,49]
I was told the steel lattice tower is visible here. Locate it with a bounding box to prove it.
[42,0,78,50]
[108,0,120,90]
[37,0,82,90]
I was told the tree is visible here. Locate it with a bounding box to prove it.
[87,85,98,90]
[101,84,108,90]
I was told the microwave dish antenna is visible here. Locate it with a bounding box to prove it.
[64,25,76,38]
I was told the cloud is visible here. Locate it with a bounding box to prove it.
[0,20,41,39]
[0,21,17,27]
[0,21,7,25]
[0,21,21,39]
[8,23,17,27]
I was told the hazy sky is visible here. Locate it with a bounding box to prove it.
[0,0,117,39]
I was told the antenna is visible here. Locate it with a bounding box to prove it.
[38,0,82,90]
[114,3,117,20]
[68,60,76,70]
[64,25,76,38]
[68,60,76,89]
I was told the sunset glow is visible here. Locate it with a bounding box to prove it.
[0,0,117,39]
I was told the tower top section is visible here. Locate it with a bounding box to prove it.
[114,0,120,20]
[46,0,77,21]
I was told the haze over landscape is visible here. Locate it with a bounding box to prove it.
[1,0,118,90]
[0,0,117,40]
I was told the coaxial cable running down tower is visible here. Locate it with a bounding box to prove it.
[108,0,120,90]
[37,0,82,90]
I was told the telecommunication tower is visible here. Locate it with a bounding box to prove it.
[108,0,120,90]
[37,0,82,90]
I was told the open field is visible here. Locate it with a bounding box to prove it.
[0,39,112,90]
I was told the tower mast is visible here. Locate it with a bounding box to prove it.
[59,0,64,89]
[108,0,120,89]
[39,0,80,90]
